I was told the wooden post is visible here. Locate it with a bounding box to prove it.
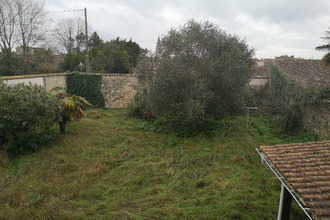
[277,184,292,220]
[84,7,89,73]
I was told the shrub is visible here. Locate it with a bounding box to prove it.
[0,81,61,154]
[67,72,105,107]
[132,19,254,131]
[52,87,93,134]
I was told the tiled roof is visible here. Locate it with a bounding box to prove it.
[259,140,330,220]
[273,60,330,88]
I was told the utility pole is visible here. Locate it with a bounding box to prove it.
[84,7,89,73]
[49,8,90,72]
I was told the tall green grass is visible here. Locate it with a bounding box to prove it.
[0,109,317,219]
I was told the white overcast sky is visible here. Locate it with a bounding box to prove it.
[45,0,330,59]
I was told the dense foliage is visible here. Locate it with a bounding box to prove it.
[60,53,85,72]
[269,66,304,131]
[257,65,330,133]
[60,35,145,74]
[0,81,61,154]
[0,50,61,76]
[90,37,144,73]
[132,20,255,131]
[0,51,22,76]
[67,72,105,107]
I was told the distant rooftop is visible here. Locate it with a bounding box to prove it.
[273,59,330,88]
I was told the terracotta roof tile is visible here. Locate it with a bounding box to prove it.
[259,140,330,220]
[273,60,330,88]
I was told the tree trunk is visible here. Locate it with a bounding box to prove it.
[59,119,66,134]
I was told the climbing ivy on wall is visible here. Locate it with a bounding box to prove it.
[265,66,305,132]
[267,66,330,133]
[67,72,105,107]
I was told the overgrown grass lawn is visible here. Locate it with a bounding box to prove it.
[0,109,315,219]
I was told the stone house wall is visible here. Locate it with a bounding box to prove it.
[249,76,269,90]
[303,102,330,140]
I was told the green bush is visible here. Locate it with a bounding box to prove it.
[132,19,254,133]
[259,66,315,132]
[0,81,61,154]
[66,72,105,107]
[0,52,22,76]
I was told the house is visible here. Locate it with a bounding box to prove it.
[272,59,330,88]
[271,59,330,139]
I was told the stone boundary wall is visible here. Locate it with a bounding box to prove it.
[102,74,138,108]
[303,102,330,140]
[1,73,137,108]
[1,73,67,91]
[249,76,269,90]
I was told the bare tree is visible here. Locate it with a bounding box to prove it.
[13,0,48,55]
[53,17,87,53]
[0,0,16,52]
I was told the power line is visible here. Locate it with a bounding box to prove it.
[47,9,84,14]
[47,7,90,73]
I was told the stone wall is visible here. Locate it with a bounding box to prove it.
[102,74,137,108]
[3,76,45,87]
[1,73,138,108]
[249,76,269,90]
[303,102,330,140]
[44,75,67,91]
[1,73,67,91]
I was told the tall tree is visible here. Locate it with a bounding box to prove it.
[0,0,16,53]
[89,37,143,73]
[14,0,47,54]
[316,28,330,65]
[54,17,91,54]
[89,31,103,48]
[0,0,48,75]
[133,20,255,128]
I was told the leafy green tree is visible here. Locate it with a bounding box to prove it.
[60,36,144,74]
[89,31,104,48]
[133,20,255,129]
[125,38,145,67]
[0,51,22,76]
[89,38,141,73]
[316,28,330,65]
[60,52,85,72]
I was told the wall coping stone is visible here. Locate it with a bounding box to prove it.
[1,73,67,80]
[1,73,136,80]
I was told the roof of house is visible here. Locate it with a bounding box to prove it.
[259,140,330,220]
[273,59,330,88]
